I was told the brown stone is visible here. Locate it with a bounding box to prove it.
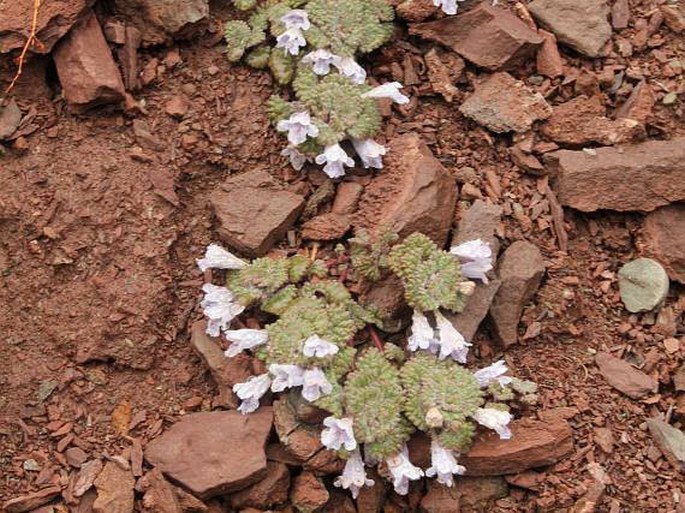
[2,487,61,513]
[614,81,656,124]
[354,133,457,247]
[273,398,325,463]
[541,95,645,146]
[536,29,564,78]
[453,199,503,254]
[611,0,631,29]
[459,72,552,133]
[647,419,685,471]
[421,476,508,511]
[326,490,357,513]
[460,418,574,475]
[595,352,657,399]
[173,485,209,512]
[332,182,364,215]
[93,461,135,513]
[74,459,104,497]
[547,138,685,212]
[144,409,273,499]
[489,241,545,347]
[165,95,189,119]
[661,5,685,33]
[118,25,142,91]
[410,4,543,71]
[290,471,329,513]
[0,98,22,140]
[66,446,88,467]
[359,274,411,333]
[593,427,615,454]
[424,48,464,103]
[229,461,290,510]
[641,204,685,284]
[444,280,502,342]
[510,145,546,176]
[141,468,183,513]
[210,169,305,257]
[396,0,439,21]
[301,212,351,241]
[504,470,545,491]
[355,469,386,512]
[53,12,126,111]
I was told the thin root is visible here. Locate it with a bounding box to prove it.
[5,0,42,94]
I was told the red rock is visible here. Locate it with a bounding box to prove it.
[421,476,508,512]
[165,95,189,118]
[642,204,685,284]
[141,468,183,513]
[504,470,545,491]
[541,95,645,146]
[229,461,290,510]
[611,0,631,29]
[355,469,386,512]
[593,427,615,454]
[93,461,135,513]
[103,19,127,44]
[273,398,325,463]
[2,487,61,513]
[395,0,439,22]
[661,5,685,33]
[326,490,357,513]
[510,145,546,176]
[74,459,104,497]
[424,48,464,103]
[66,447,88,467]
[354,133,456,247]
[210,169,305,257]
[460,418,574,475]
[332,182,364,215]
[173,485,209,512]
[445,280,501,343]
[489,241,545,347]
[301,212,351,241]
[359,274,411,332]
[409,4,543,71]
[459,72,552,133]
[546,138,685,212]
[614,81,656,124]
[647,419,685,471]
[118,25,142,91]
[536,29,564,78]
[53,12,125,111]
[595,352,657,399]
[290,471,329,513]
[144,409,273,499]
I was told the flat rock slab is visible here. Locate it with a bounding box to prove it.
[420,477,508,512]
[93,461,135,513]
[528,0,612,57]
[459,72,552,133]
[445,280,501,342]
[145,409,273,499]
[210,169,305,257]
[618,258,669,313]
[229,461,290,510]
[0,99,22,140]
[452,199,503,255]
[595,352,657,399]
[642,204,685,284]
[3,486,61,513]
[460,418,573,475]
[547,138,685,212]
[354,133,456,247]
[410,4,542,70]
[647,419,685,471]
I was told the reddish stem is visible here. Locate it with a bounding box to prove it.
[367,325,384,352]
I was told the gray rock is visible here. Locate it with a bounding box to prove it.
[444,280,501,343]
[595,352,657,399]
[453,200,503,255]
[618,258,669,313]
[647,419,685,471]
[528,0,612,58]
[0,99,22,140]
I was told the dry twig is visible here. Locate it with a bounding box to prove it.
[4,0,42,94]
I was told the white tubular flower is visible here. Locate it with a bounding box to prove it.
[362,82,410,104]
[351,139,386,169]
[315,144,355,179]
[334,56,367,84]
[281,146,310,171]
[233,373,272,414]
[301,368,333,401]
[276,27,307,56]
[197,244,247,272]
[433,0,461,15]
[386,444,424,496]
[473,408,513,440]
[302,49,340,75]
[407,311,435,352]
[473,360,513,388]
[334,449,374,499]
[281,9,311,30]
[425,440,466,487]
[434,311,471,363]
[450,239,493,284]
[201,284,245,337]
[276,111,320,146]
[303,335,340,358]
[269,364,305,392]
[224,329,268,357]
[321,417,357,451]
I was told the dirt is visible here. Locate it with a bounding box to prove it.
[1,0,685,511]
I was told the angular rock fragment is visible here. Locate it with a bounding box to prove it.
[611,0,631,29]
[93,461,135,513]
[452,199,503,254]
[291,471,329,513]
[3,486,61,513]
[510,145,546,176]
[595,352,657,399]
[354,133,457,246]
[641,204,685,284]
[301,212,351,241]
[141,468,183,513]
[145,409,273,499]
[424,48,464,103]
[395,0,439,22]
[547,139,685,212]
[489,241,545,347]
[459,72,552,133]
[53,12,126,111]
[0,99,22,140]
[445,280,501,343]
[660,5,685,33]
[229,461,290,510]
[332,182,364,215]
[614,81,656,125]
[647,419,685,471]
[528,0,612,57]
[618,258,670,313]
[536,29,564,79]
[410,4,543,70]
[210,169,305,257]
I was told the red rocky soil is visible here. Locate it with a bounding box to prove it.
[1,0,684,512]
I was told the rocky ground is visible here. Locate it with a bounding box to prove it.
[0,0,684,512]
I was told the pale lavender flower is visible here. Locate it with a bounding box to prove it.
[224,329,268,357]
[281,9,311,30]
[472,408,513,439]
[425,440,465,487]
[276,27,307,56]
[434,311,471,363]
[407,311,435,352]
[301,367,333,401]
[334,56,367,84]
[352,139,386,169]
[281,146,310,170]
[433,0,461,15]
[473,360,513,388]
[302,335,339,358]
[302,49,340,75]
[233,373,271,414]
[362,82,410,104]
[201,284,245,337]
[450,239,493,283]
[276,111,320,146]
[315,143,355,179]
[269,363,305,392]
[197,244,247,272]
[334,449,374,498]
[385,444,424,496]
[321,416,357,451]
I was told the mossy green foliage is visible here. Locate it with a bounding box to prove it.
[349,228,399,281]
